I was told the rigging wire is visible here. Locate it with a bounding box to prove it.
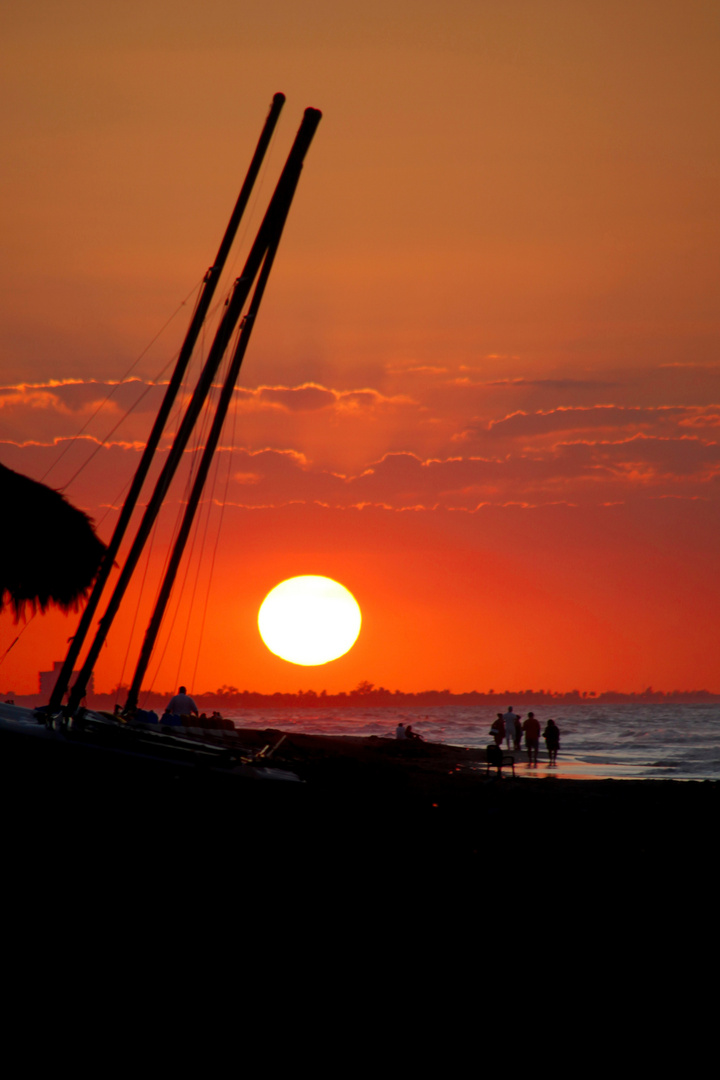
[58,365,175,493]
[173,440,223,692]
[105,298,214,701]
[0,612,37,670]
[83,111,284,704]
[146,359,217,619]
[140,342,237,704]
[41,278,204,486]
[169,326,243,688]
[95,469,136,532]
[113,516,160,709]
[54,286,220,495]
[90,292,208,684]
[158,472,211,697]
[190,338,242,694]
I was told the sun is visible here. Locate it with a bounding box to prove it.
[258,576,362,666]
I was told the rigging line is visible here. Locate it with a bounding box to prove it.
[189,465,232,698]
[53,340,191,494]
[142,550,188,706]
[116,333,211,673]
[154,357,224,588]
[196,280,243,367]
[0,612,37,669]
[173,437,224,691]
[141,347,237,704]
[159,293,224,506]
[41,278,204,484]
[168,465,213,693]
[75,101,318,717]
[104,430,180,695]
[56,325,204,495]
[135,318,221,620]
[114,516,159,709]
[137,357,225,673]
[59,384,160,493]
[190,354,241,693]
[178,318,242,664]
[143,443,220,706]
[95,472,134,531]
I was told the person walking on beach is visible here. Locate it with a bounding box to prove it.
[543,718,560,765]
[523,711,541,766]
[503,705,520,751]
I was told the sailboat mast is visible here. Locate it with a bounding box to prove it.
[126,186,299,710]
[49,93,286,714]
[66,107,322,716]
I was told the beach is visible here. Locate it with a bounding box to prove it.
[242,729,719,878]
[2,717,717,902]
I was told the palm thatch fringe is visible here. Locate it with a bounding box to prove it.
[0,463,107,618]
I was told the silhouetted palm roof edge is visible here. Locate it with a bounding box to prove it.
[0,463,107,619]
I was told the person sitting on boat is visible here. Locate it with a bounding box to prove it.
[165,685,198,718]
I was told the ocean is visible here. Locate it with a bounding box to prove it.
[223,702,720,782]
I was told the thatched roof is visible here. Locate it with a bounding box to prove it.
[0,463,107,618]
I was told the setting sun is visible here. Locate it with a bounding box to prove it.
[258,576,362,666]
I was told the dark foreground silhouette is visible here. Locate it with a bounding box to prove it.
[2,724,717,911]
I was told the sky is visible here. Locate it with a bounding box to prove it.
[1,1,719,697]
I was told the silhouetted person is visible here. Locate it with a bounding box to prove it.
[166,685,198,717]
[491,713,505,747]
[405,724,424,741]
[523,711,541,766]
[543,718,560,765]
[503,705,520,750]
[396,722,407,740]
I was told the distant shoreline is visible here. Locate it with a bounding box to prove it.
[4,687,720,710]
[5,686,720,712]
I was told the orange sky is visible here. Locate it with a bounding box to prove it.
[1,1,719,697]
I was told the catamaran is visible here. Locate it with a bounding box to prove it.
[0,95,321,782]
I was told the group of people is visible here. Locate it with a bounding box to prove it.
[490,706,560,766]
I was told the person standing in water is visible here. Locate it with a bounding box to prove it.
[503,705,520,751]
[523,711,541,766]
[490,713,505,747]
[543,718,560,765]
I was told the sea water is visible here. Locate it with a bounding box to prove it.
[224,703,720,782]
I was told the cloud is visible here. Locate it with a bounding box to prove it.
[241,384,336,412]
[488,405,693,440]
[0,378,164,416]
[454,377,616,390]
[2,367,719,521]
[4,427,719,525]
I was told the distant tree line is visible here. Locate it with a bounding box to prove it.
[73,680,720,710]
[4,679,719,709]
